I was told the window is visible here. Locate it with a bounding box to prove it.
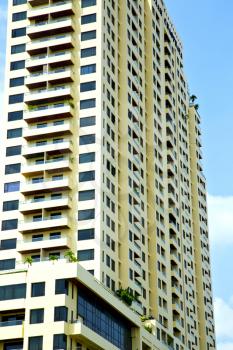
[6,145,21,156]
[3,200,19,211]
[12,11,27,21]
[53,334,67,350]
[78,190,95,201]
[0,259,15,271]
[13,0,27,4]
[12,27,26,38]
[1,219,18,231]
[80,64,96,75]
[0,238,17,250]
[0,283,26,301]
[78,228,95,240]
[81,0,96,7]
[30,309,44,324]
[9,93,24,104]
[4,181,20,193]
[10,60,25,70]
[10,77,24,87]
[80,81,96,92]
[79,170,95,182]
[81,47,96,58]
[78,249,94,261]
[79,134,95,145]
[79,152,95,164]
[8,110,23,121]
[80,116,96,127]
[28,336,43,350]
[7,128,22,138]
[31,282,45,297]
[11,43,25,54]
[50,232,61,240]
[80,98,96,109]
[5,163,21,174]
[81,14,96,25]
[78,208,95,221]
[81,30,96,41]
[55,279,68,295]
[54,306,68,322]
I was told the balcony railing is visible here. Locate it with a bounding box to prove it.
[0,319,23,327]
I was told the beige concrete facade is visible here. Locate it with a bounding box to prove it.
[0,0,215,349]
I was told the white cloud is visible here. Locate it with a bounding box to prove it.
[208,194,233,246]
[214,297,233,341]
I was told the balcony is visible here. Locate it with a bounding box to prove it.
[24,85,73,105]
[24,103,73,123]
[27,18,74,39]
[23,120,72,140]
[21,176,71,195]
[26,34,74,55]
[17,236,71,253]
[28,0,48,6]
[19,195,72,214]
[25,68,73,88]
[0,320,23,340]
[26,51,74,72]
[21,156,72,176]
[28,0,74,19]
[22,140,73,158]
[19,215,71,233]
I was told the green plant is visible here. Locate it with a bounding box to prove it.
[64,250,78,263]
[49,255,58,263]
[115,287,135,306]
[141,315,150,322]
[144,325,152,333]
[24,256,33,266]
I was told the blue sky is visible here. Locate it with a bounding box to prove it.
[0,0,232,348]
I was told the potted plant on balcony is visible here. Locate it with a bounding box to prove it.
[49,255,58,264]
[64,250,78,263]
[24,256,33,267]
[115,287,136,306]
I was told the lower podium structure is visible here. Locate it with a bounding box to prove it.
[0,261,185,350]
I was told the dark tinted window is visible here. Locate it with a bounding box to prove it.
[0,259,15,271]
[81,14,96,24]
[80,116,96,127]
[6,145,21,156]
[8,111,23,121]
[10,77,24,87]
[7,128,22,138]
[81,47,96,58]
[54,306,68,322]
[80,98,96,109]
[0,238,17,250]
[55,279,68,295]
[79,170,95,182]
[81,0,96,7]
[12,11,27,21]
[9,93,24,104]
[78,209,95,221]
[11,43,25,54]
[1,219,18,231]
[4,181,20,193]
[31,282,45,297]
[30,309,44,324]
[3,200,19,211]
[10,60,25,70]
[12,27,26,38]
[80,63,96,75]
[78,190,95,201]
[78,228,95,240]
[79,134,95,145]
[13,0,27,4]
[28,336,43,350]
[79,152,95,163]
[0,283,26,301]
[78,249,94,261]
[80,81,96,92]
[81,30,96,41]
[53,334,67,350]
[5,163,21,174]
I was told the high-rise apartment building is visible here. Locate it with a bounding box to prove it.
[0,0,215,349]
